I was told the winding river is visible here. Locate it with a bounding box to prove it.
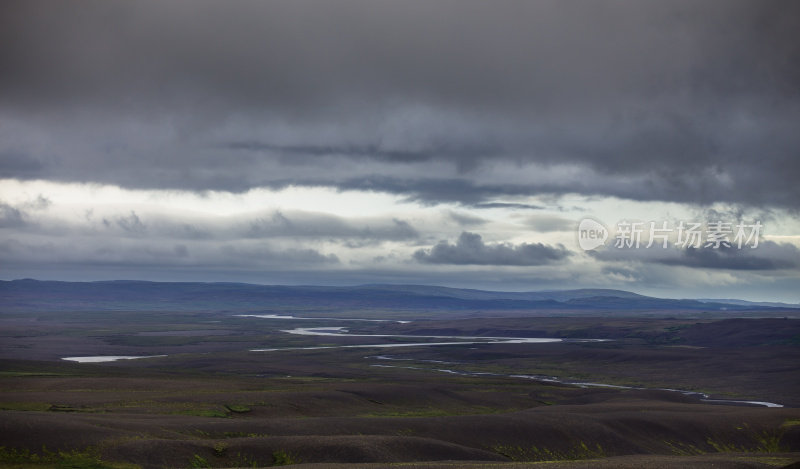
[366,356,784,408]
[247,324,784,408]
[61,316,784,408]
[249,326,579,351]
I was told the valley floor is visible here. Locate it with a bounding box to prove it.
[0,313,798,468]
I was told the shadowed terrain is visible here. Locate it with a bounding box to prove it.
[0,281,798,468]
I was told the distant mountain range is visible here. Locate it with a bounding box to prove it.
[1,279,798,315]
[697,298,800,309]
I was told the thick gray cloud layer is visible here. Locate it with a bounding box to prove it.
[1,0,798,208]
[1,1,798,301]
[414,232,570,266]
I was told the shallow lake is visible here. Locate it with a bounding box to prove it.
[61,355,166,363]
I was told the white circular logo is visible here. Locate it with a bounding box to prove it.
[577,218,608,251]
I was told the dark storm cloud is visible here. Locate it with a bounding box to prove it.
[4,1,796,112]
[222,141,499,166]
[332,177,580,207]
[114,211,146,235]
[446,211,488,227]
[656,243,800,271]
[414,231,571,266]
[526,215,575,233]
[246,211,418,241]
[15,206,419,244]
[0,152,44,176]
[472,203,545,210]
[335,177,525,205]
[0,236,340,268]
[591,241,800,271]
[0,197,52,229]
[0,202,25,228]
[1,0,798,208]
[219,245,340,266]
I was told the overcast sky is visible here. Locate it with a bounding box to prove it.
[1,0,798,301]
